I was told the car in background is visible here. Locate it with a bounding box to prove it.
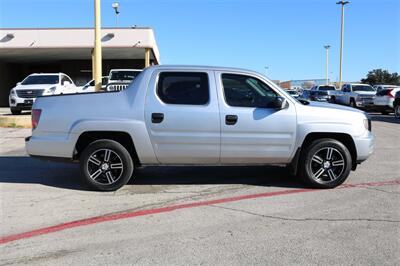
[9,73,76,115]
[285,89,300,99]
[334,83,375,109]
[394,91,400,119]
[373,84,397,93]
[373,86,400,115]
[299,89,311,100]
[76,76,109,93]
[106,69,142,91]
[310,85,338,103]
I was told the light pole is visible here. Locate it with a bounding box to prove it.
[94,0,102,92]
[112,2,120,27]
[324,45,331,85]
[336,1,349,89]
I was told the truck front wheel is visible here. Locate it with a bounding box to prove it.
[80,139,134,191]
[300,138,352,189]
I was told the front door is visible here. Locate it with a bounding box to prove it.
[216,72,297,164]
[145,70,220,164]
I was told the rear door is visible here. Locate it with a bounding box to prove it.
[216,71,297,164]
[145,70,221,164]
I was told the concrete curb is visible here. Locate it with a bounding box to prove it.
[0,115,31,128]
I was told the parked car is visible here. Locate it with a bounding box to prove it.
[285,89,300,99]
[334,83,376,109]
[106,69,142,91]
[394,91,400,119]
[309,85,338,102]
[9,73,76,115]
[26,65,374,191]
[373,84,397,93]
[299,89,311,100]
[373,86,400,114]
[76,76,109,93]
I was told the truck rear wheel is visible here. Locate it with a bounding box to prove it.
[80,139,134,191]
[300,138,352,189]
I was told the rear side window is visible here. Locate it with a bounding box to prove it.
[157,72,209,105]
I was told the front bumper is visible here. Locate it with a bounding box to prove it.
[355,97,375,108]
[9,95,34,110]
[354,130,375,163]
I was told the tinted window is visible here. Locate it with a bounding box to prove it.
[157,72,209,105]
[22,75,59,85]
[61,75,72,84]
[110,71,141,81]
[222,74,278,108]
[352,85,375,92]
[318,86,336,91]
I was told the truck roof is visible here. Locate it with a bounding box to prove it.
[147,65,261,74]
[30,73,64,76]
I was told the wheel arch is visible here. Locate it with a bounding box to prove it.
[290,132,357,175]
[74,131,141,166]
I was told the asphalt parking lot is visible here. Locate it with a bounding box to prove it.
[0,114,399,265]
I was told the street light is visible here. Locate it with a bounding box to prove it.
[324,45,331,85]
[336,0,349,89]
[112,2,120,27]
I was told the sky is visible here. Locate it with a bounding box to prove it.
[0,0,399,82]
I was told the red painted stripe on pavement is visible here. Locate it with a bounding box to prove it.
[1,179,399,245]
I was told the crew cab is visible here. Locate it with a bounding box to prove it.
[106,69,142,92]
[26,66,374,191]
[334,83,376,109]
[9,73,76,115]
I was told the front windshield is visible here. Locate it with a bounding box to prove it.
[110,71,141,81]
[353,85,374,92]
[21,75,59,85]
[319,86,335,91]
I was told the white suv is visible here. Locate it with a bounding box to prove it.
[373,86,400,114]
[9,73,76,115]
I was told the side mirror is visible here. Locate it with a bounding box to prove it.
[16,82,21,86]
[63,81,71,86]
[272,97,288,110]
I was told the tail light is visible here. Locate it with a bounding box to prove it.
[386,89,394,98]
[32,109,42,130]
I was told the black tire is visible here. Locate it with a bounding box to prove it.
[299,138,352,189]
[395,105,400,119]
[80,139,134,191]
[349,99,356,108]
[10,108,21,115]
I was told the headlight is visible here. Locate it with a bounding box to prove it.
[46,86,57,94]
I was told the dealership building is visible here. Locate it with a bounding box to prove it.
[0,27,160,106]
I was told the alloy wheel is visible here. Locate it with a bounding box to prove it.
[87,149,124,185]
[310,147,345,184]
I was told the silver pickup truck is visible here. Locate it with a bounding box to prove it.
[26,65,374,191]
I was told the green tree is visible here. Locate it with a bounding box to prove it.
[361,69,400,85]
